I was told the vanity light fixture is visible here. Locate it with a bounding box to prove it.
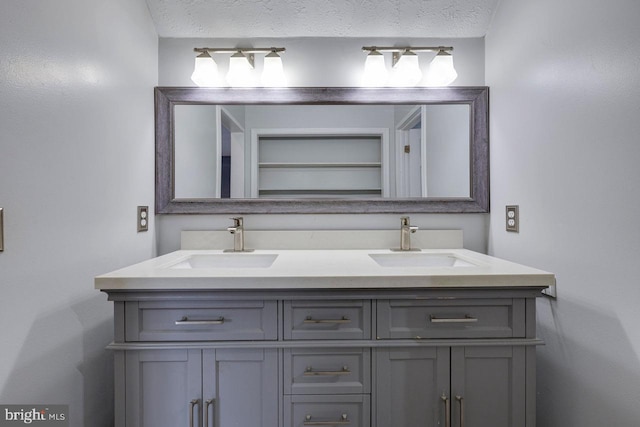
[361,46,457,87]
[425,48,458,86]
[226,50,255,87]
[362,49,388,87]
[261,49,286,87]
[392,49,422,87]
[190,51,219,87]
[191,47,286,87]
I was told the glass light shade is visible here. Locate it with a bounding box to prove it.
[226,51,254,87]
[190,52,219,87]
[425,51,458,86]
[391,51,422,87]
[261,51,286,87]
[362,50,388,86]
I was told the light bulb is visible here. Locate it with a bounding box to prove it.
[226,51,255,87]
[391,50,422,87]
[425,50,458,86]
[362,50,388,87]
[261,51,286,87]
[190,51,219,87]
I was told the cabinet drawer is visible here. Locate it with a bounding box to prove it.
[125,300,278,341]
[285,395,370,427]
[284,300,371,340]
[284,348,371,395]
[376,299,525,339]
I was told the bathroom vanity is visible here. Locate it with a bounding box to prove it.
[96,232,553,427]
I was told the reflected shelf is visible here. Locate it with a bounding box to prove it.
[259,189,382,198]
[258,162,382,169]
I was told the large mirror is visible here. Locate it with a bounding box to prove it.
[156,87,489,214]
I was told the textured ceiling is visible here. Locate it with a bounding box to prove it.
[145,0,500,38]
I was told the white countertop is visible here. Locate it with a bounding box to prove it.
[95,249,554,290]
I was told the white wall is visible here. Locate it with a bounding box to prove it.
[157,37,489,255]
[0,1,157,426]
[486,1,640,425]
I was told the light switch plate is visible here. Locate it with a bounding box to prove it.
[137,206,149,232]
[506,205,519,232]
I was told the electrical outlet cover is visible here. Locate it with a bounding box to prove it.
[137,206,149,232]
[506,205,519,232]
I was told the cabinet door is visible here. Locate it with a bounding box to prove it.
[450,346,526,427]
[203,348,279,427]
[375,347,450,427]
[125,349,202,427]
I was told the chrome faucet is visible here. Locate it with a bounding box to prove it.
[399,216,419,251]
[227,217,246,252]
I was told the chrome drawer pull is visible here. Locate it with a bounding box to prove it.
[189,399,199,427]
[304,316,351,324]
[175,316,225,325]
[304,413,350,425]
[430,315,478,324]
[304,366,351,376]
[204,399,214,427]
[441,394,451,427]
[456,395,465,427]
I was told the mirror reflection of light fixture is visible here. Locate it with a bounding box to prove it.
[362,48,388,87]
[425,48,458,86]
[190,51,219,87]
[191,47,286,87]
[261,50,286,87]
[361,46,457,87]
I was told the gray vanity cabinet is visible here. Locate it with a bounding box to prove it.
[449,346,526,427]
[122,348,278,427]
[375,347,450,427]
[107,289,542,427]
[375,346,526,427]
[124,349,202,427]
[202,348,279,427]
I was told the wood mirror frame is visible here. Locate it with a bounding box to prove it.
[155,87,489,214]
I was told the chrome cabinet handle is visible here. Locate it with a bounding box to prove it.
[441,394,451,427]
[204,399,214,427]
[304,316,351,324]
[456,396,465,427]
[304,413,350,425]
[430,315,478,324]
[304,366,351,376]
[175,316,225,325]
[189,399,199,427]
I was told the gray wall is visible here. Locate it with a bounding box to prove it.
[424,104,470,197]
[0,1,157,426]
[174,105,219,198]
[157,37,489,255]
[486,1,640,426]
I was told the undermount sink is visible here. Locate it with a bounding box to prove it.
[369,252,476,268]
[168,253,278,269]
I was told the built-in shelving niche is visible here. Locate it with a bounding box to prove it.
[252,130,390,198]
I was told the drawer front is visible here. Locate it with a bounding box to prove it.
[284,300,371,340]
[376,299,525,339]
[125,300,278,341]
[285,395,370,427]
[284,348,371,395]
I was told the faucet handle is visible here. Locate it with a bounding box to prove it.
[229,217,243,227]
[401,216,418,233]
